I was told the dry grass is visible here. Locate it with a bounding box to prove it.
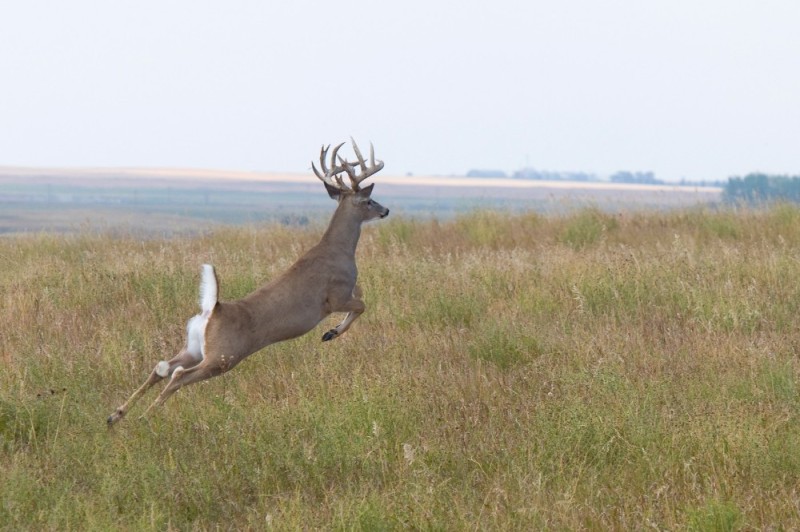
[2,206,800,529]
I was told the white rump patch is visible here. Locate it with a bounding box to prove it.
[199,264,218,315]
[185,314,208,362]
[155,361,170,377]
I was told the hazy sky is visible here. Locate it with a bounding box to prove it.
[1,1,798,181]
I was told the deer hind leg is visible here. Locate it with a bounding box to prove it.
[106,367,163,426]
[140,358,225,419]
[107,314,208,426]
[106,348,202,426]
[322,287,366,341]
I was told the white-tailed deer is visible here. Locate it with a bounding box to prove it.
[107,139,389,425]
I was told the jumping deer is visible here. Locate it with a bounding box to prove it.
[107,139,389,425]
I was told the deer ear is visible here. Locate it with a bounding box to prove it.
[357,183,374,197]
[325,182,342,200]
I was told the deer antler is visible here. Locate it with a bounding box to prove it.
[340,137,384,191]
[312,138,384,192]
[312,142,348,190]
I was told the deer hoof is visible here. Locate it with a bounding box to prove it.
[322,329,338,342]
[107,410,124,426]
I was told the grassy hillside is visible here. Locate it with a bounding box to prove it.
[2,206,800,529]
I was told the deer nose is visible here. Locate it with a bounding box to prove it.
[381,209,390,218]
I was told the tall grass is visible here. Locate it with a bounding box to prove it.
[2,206,800,529]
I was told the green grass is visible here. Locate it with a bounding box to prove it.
[3,206,800,529]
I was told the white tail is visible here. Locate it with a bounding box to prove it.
[199,264,217,315]
[107,139,389,425]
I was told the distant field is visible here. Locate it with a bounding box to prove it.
[0,166,721,234]
[2,206,800,529]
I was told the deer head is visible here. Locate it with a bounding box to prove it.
[312,138,389,221]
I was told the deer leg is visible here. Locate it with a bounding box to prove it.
[107,368,163,426]
[107,349,202,426]
[140,359,224,419]
[322,297,366,341]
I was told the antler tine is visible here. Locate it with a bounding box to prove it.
[312,142,350,188]
[368,142,384,175]
[342,137,384,190]
[351,137,367,172]
[329,142,346,167]
[337,155,359,188]
[312,144,329,180]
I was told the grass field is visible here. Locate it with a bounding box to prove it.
[2,206,800,529]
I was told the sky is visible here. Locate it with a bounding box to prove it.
[1,1,798,182]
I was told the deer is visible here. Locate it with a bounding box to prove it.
[107,139,389,426]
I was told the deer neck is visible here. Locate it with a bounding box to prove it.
[319,202,362,257]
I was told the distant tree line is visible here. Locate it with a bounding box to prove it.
[609,171,663,185]
[469,168,668,184]
[464,167,724,188]
[466,169,508,178]
[510,168,598,182]
[724,173,800,203]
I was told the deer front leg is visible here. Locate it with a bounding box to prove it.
[322,296,366,341]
